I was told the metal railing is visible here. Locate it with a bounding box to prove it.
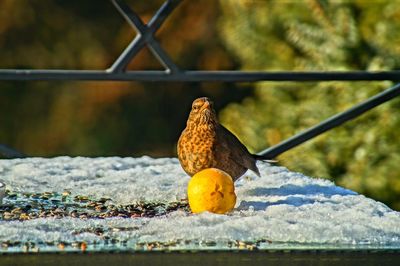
[0,0,399,159]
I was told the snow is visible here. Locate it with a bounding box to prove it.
[0,156,399,252]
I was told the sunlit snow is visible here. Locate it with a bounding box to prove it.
[0,156,399,252]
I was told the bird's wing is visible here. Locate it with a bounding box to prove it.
[216,125,259,175]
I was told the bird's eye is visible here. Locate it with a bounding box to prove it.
[193,105,200,111]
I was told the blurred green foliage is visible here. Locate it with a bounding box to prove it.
[219,0,400,210]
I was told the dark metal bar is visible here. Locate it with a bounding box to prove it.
[108,0,180,73]
[107,35,144,73]
[112,0,147,32]
[0,70,399,81]
[258,82,400,158]
[147,0,182,32]
[108,0,145,73]
[0,144,26,158]
[146,39,180,73]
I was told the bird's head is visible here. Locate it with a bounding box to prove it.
[187,97,218,128]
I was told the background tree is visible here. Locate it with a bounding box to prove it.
[218,0,400,210]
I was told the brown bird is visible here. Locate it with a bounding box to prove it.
[177,97,274,182]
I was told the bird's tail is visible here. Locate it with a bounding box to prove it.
[253,154,278,163]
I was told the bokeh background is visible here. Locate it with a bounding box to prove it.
[0,0,399,210]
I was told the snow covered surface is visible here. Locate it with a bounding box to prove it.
[0,156,399,252]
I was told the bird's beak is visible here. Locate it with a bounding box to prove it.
[201,98,214,111]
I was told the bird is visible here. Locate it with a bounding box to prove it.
[177,97,275,182]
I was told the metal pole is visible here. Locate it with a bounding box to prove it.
[0,70,399,82]
[0,144,26,158]
[259,82,400,158]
